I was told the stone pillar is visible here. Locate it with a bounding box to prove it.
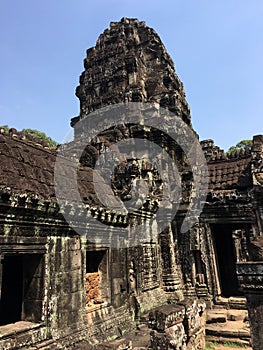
[159,223,183,300]
[190,223,205,282]
[236,262,263,350]
[187,221,211,300]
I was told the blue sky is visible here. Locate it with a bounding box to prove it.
[0,0,262,150]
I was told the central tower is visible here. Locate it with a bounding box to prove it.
[71,17,192,130]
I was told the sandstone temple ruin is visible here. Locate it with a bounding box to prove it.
[0,18,262,350]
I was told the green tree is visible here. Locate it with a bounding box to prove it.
[1,125,57,148]
[22,128,58,148]
[0,125,9,133]
[227,139,252,153]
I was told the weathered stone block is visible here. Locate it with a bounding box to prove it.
[149,304,185,332]
[150,330,169,350]
[179,298,206,337]
[165,323,186,349]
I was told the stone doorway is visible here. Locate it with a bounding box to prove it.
[0,254,44,326]
[0,255,23,325]
[211,224,243,297]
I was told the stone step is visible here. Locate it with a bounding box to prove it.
[227,309,248,322]
[206,323,250,339]
[215,296,247,310]
[228,297,247,309]
[206,308,248,324]
[206,336,251,348]
[207,311,227,324]
[206,318,251,347]
[206,307,251,346]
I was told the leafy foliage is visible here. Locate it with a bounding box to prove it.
[227,139,252,154]
[22,128,58,148]
[0,125,58,148]
[0,125,9,133]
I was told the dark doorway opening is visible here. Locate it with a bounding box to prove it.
[212,224,243,297]
[86,250,106,273]
[0,254,44,326]
[0,255,23,325]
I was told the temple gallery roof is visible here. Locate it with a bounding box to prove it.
[0,132,100,205]
[0,130,253,205]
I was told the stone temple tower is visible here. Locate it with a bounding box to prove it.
[71,17,192,131]
[69,17,200,304]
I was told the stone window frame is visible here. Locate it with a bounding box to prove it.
[0,241,47,332]
[85,244,111,310]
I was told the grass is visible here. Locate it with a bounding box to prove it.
[205,341,250,349]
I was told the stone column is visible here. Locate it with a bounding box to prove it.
[236,262,263,350]
[159,223,183,300]
[186,220,211,300]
